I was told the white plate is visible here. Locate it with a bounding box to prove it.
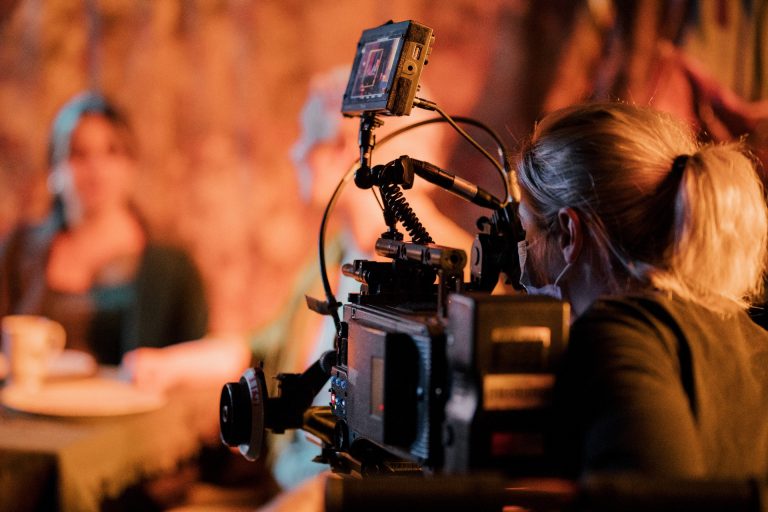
[1,377,166,417]
[0,349,98,382]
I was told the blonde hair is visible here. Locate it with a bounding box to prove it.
[517,102,768,313]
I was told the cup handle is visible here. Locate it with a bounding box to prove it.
[47,320,66,356]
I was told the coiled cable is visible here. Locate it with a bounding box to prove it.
[379,182,433,244]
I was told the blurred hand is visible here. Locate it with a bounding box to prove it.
[120,347,175,392]
[120,335,251,393]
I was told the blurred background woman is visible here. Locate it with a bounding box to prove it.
[0,92,208,365]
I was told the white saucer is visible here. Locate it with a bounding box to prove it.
[0,349,98,382]
[2,377,166,417]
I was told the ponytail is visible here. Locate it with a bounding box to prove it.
[651,143,768,312]
[518,102,768,314]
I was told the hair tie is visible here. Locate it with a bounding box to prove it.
[671,154,690,175]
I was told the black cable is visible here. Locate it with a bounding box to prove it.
[431,109,508,201]
[379,114,512,188]
[318,163,355,333]
[317,113,513,330]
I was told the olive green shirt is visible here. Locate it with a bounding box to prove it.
[551,293,768,479]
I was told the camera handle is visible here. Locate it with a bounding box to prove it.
[219,350,337,461]
[353,112,382,189]
[470,203,526,292]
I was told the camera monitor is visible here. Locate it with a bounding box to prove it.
[342,20,434,117]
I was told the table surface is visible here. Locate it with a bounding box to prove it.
[0,368,223,512]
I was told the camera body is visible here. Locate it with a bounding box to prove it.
[331,290,569,475]
[220,234,569,477]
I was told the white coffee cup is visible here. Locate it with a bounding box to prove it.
[2,315,66,391]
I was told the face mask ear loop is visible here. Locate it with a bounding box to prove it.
[517,240,528,269]
[517,240,530,289]
[553,262,572,288]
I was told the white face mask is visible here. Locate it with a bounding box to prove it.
[517,239,571,300]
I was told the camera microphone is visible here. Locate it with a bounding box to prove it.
[409,157,502,210]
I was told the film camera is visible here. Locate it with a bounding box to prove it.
[219,20,569,478]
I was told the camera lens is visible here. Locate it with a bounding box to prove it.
[219,380,252,446]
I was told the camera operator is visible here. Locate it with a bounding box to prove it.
[516,102,768,480]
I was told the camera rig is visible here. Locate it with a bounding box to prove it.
[220,207,569,477]
[219,19,569,480]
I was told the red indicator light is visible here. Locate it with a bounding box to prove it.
[378,404,384,412]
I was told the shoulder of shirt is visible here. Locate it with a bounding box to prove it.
[573,291,765,350]
[138,243,200,278]
[571,292,691,348]
[142,242,187,259]
[577,291,678,322]
[580,291,757,327]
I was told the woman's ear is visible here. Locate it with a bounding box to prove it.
[557,207,582,264]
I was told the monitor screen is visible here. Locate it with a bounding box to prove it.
[346,35,403,105]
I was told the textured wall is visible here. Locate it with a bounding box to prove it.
[0,0,764,334]
[0,0,526,333]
